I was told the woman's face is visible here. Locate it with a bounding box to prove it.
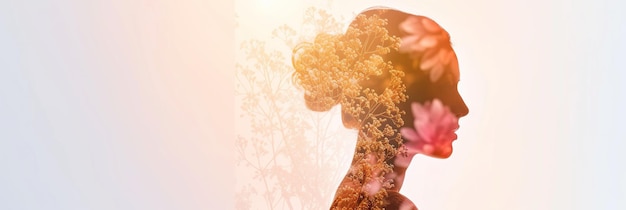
[359,64,468,158]
[391,14,468,158]
[345,11,468,158]
[399,69,468,158]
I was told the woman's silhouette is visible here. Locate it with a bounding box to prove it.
[292,7,469,209]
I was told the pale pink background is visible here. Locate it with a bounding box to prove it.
[1,0,233,209]
[1,0,624,209]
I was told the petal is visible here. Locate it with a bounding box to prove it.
[422,144,435,155]
[411,43,426,52]
[400,127,420,141]
[411,102,427,118]
[417,123,436,142]
[421,17,442,33]
[430,64,444,82]
[399,36,420,52]
[418,35,438,48]
[439,144,453,157]
[445,132,457,141]
[400,16,422,34]
[420,50,439,70]
[413,111,430,125]
[439,114,458,128]
[429,99,445,120]
[441,48,454,65]
[363,180,382,196]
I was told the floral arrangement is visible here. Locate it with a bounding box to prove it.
[292,11,408,209]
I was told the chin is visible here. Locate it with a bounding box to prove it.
[429,153,452,159]
[428,146,453,159]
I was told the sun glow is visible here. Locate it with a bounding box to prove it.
[255,0,297,14]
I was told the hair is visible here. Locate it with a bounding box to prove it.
[291,33,344,113]
[292,8,463,129]
[291,9,410,131]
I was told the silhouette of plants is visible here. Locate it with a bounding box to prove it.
[235,6,351,210]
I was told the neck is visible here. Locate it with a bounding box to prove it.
[330,131,417,208]
[387,144,416,192]
[351,130,416,192]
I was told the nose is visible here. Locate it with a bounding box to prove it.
[454,99,469,118]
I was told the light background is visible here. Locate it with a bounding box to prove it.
[1,0,233,209]
[236,0,626,209]
[1,0,625,210]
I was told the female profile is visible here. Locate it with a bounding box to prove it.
[292,7,469,209]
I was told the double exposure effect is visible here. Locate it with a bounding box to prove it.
[292,7,469,209]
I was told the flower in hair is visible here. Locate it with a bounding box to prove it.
[398,16,459,82]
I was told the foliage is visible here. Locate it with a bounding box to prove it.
[235,7,349,210]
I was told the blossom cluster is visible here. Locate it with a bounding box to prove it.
[292,12,408,209]
[400,99,459,159]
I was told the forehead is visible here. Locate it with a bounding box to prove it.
[395,14,461,83]
[349,8,463,96]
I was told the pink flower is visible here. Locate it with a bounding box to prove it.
[399,99,459,158]
[398,16,447,53]
[398,16,460,82]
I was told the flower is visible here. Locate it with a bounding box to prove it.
[398,16,460,82]
[399,99,459,158]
